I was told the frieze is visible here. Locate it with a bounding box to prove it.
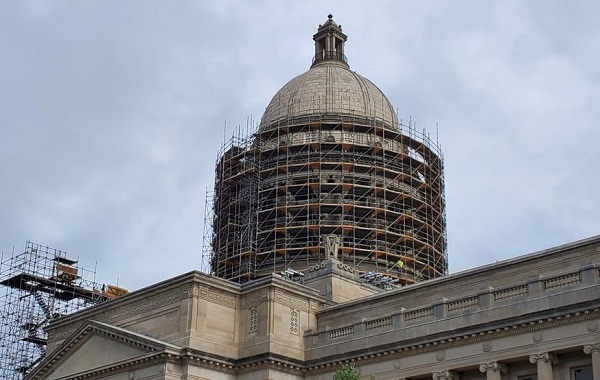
[203,289,236,308]
[243,291,269,308]
[51,323,83,342]
[274,291,310,312]
[336,261,356,273]
[105,286,187,323]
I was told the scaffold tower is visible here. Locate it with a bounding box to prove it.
[203,15,448,286]
[0,241,126,379]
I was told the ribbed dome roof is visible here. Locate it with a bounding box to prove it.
[259,61,399,132]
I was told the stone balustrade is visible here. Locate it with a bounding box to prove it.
[304,263,600,357]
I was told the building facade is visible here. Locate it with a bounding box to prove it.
[22,16,600,380]
[26,235,600,380]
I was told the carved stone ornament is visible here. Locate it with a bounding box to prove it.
[587,321,599,332]
[482,341,493,352]
[323,234,341,259]
[432,370,458,380]
[479,361,507,373]
[436,350,445,361]
[584,343,600,354]
[529,352,558,364]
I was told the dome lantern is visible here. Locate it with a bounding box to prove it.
[312,14,348,68]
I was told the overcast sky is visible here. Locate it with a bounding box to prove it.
[1,1,599,291]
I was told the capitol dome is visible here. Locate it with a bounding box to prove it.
[260,61,399,132]
[259,15,398,132]
[210,15,447,286]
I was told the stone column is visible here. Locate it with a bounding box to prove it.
[479,361,507,380]
[583,343,600,380]
[432,370,458,380]
[529,352,558,380]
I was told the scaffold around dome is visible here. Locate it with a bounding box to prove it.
[202,116,447,286]
[202,15,447,286]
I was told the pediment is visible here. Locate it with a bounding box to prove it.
[27,321,180,380]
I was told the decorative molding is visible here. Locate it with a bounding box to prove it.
[243,291,268,308]
[436,350,445,361]
[482,341,493,352]
[102,286,188,324]
[532,332,543,342]
[479,361,507,373]
[249,308,258,333]
[336,261,356,274]
[290,309,299,335]
[432,370,458,380]
[587,321,599,332]
[529,352,558,364]
[323,234,341,259]
[308,261,329,272]
[584,343,600,354]
[52,324,82,341]
[201,289,236,308]
[274,291,309,312]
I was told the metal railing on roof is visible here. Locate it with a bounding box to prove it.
[312,51,348,65]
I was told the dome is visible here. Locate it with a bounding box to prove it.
[259,62,399,131]
[259,15,398,132]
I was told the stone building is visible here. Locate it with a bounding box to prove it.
[24,16,600,380]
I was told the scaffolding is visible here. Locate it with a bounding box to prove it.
[203,114,447,286]
[0,241,124,379]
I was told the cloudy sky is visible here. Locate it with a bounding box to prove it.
[1,1,599,291]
